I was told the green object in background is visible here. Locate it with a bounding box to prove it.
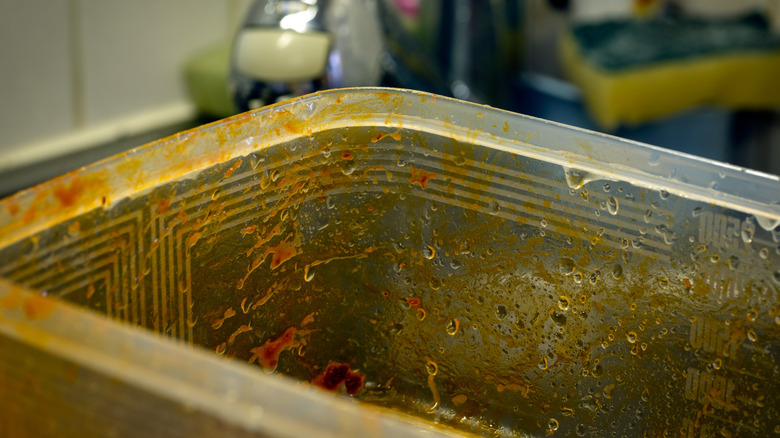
[183,41,238,118]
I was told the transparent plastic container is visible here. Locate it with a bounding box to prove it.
[0,88,778,437]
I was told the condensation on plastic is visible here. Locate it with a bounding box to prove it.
[0,88,778,437]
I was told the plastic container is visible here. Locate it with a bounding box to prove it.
[0,88,778,437]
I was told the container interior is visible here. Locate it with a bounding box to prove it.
[1,88,779,437]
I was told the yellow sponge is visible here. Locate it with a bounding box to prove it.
[560,15,780,130]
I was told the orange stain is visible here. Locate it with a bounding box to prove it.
[266,238,298,270]
[410,167,437,189]
[224,159,242,178]
[0,288,23,309]
[228,323,253,344]
[23,295,56,320]
[7,202,19,216]
[341,151,354,161]
[240,224,256,235]
[53,176,87,207]
[157,198,171,214]
[252,327,296,369]
[283,121,302,134]
[371,133,388,143]
[86,284,96,299]
[188,232,202,248]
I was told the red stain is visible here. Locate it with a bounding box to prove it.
[224,159,242,178]
[371,133,388,143]
[405,297,421,307]
[312,362,365,396]
[341,151,354,161]
[381,290,389,297]
[157,198,170,214]
[252,327,296,369]
[410,167,437,189]
[266,239,298,269]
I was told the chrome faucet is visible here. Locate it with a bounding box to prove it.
[231,0,523,111]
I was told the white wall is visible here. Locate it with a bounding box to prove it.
[0,0,252,171]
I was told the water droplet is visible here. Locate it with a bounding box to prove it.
[741,226,755,244]
[211,189,220,200]
[591,363,603,378]
[692,206,703,217]
[538,357,548,370]
[712,358,722,370]
[759,248,769,259]
[321,148,331,158]
[449,260,462,270]
[572,272,583,283]
[640,342,647,351]
[558,296,570,311]
[551,312,567,327]
[496,305,507,320]
[540,219,548,228]
[659,190,670,200]
[611,264,623,280]
[626,331,638,343]
[710,254,720,264]
[607,197,619,215]
[304,265,315,282]
[563,167,594,190]
[429,277,442,290]
[747,308,758,322]
[657,277,669,289]
[747,329,757,342]
[773,270,780,284]
[755,214,780,232]
[548,418,559,432]
[488,200,500,215]
[416,308,426,321]
[396,159,407,167]
[423,245,435,259]
[728,256,739,270]
[425,360,438,376]
[576,424,587,436]
[270,169,281,182]
[446,319,459,335]
[603,183,611,192]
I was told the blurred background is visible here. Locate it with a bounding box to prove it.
[2,0,780,198]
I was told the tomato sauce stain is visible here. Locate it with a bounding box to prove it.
[224,159,242,178]
[251,327,296,370]
[266,238,298,270]
[53,177,88,207]
[157,198,171,214]
[23,295,57,320]
[410,167,437,189]
[405,297,421,307]
[312,362,365,396]
[341,151,354,161]
[86,284,96,299]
